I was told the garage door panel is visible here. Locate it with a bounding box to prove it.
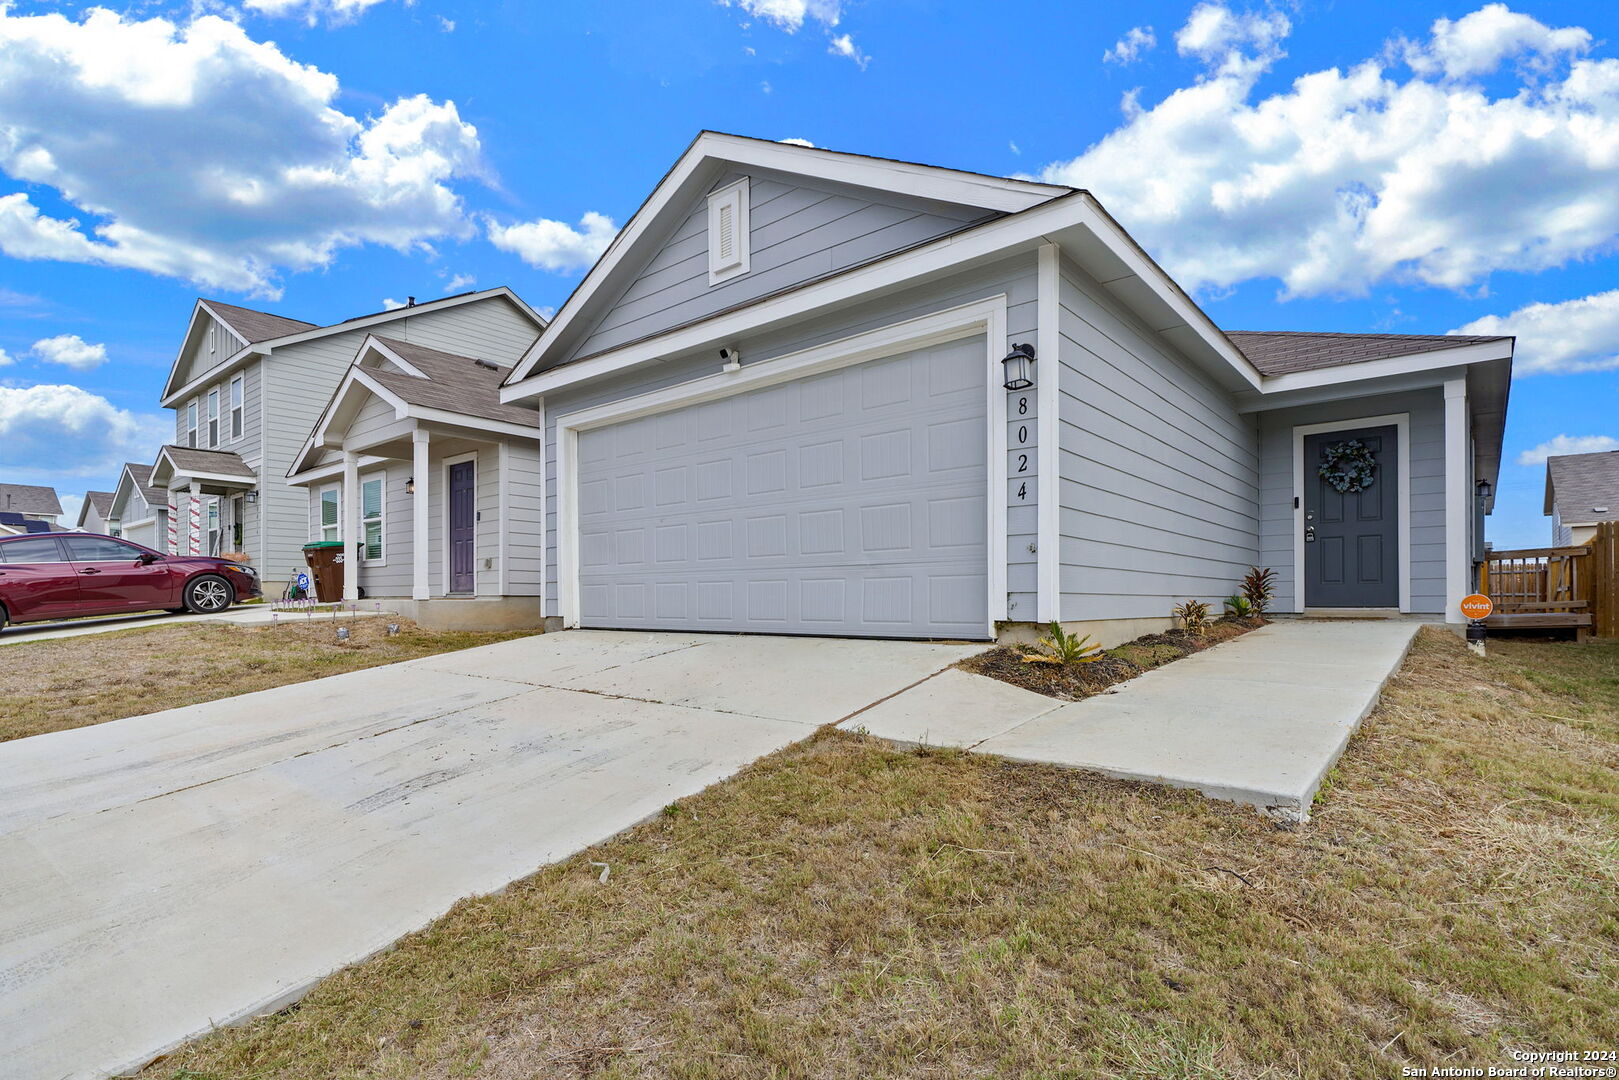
[576,337,988,638]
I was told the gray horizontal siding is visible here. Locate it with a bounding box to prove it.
[1255,388,1447,613]
[565,167,989,363]
[1056,256,1260,622]
[543,255,1038,617]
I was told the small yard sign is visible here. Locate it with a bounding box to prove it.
[1459,593,1494,621]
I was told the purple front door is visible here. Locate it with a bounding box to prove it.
[449,460,475,594]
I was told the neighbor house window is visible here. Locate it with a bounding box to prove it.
[319,485,340,542]
[706,178,750,285]
[207,388,220,448]
[229,375,244,440]
[360,474,384,562]
[186,400,198,448]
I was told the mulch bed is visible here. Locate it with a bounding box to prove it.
[959,616,1268,701]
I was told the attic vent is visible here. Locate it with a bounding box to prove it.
[707,178,750,285]
[473,358,501,371]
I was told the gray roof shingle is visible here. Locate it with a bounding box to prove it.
[366,336,539,427]
[1226,331,1510,377]
[123,463,162,506]
[158,446,257,479]
[77,491,115,526]
[1545,451,1619,524]
[0,483,62,517]
[203,299,318,344]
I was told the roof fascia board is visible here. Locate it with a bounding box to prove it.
[288,453,391,486]
[163,287,540,407]
[410,406,539,440]
[161,470,257,488]
[1252,339,1515,396]
[504,133,1064,386]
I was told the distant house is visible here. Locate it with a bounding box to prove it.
[75,491,116,534]
[0,484,62,528]
[1545,450,1619,546]
[107,463,166,548]
[154,289,547,593]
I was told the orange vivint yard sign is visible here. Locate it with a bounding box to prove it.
[1460,594,1494,621]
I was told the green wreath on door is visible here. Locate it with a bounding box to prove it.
[1318,439,1378,494]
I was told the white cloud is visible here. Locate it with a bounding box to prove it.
[0,384,168,483]
[442,272,476,292]
[1104,25,1157,66]
[381,297,408,310]
[58,492,83,526]
[1037,3,1619,298]
[437,15,456,32]
[1517,434,1619,466]
[779,137,815,147]
[1454,289,1619,375]
[723,0,842,33]
[827,32,869,68]
[242,0,394,24]
[31,334,107,371]
[1404,3,1590,80]
[487,211,617,273]
[0,7,484,297]
[0,347,12,367]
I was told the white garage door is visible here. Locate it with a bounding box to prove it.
[576,336,989,639]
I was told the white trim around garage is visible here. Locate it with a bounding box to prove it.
[552,295,1011,636]
[1291,412,1412,614]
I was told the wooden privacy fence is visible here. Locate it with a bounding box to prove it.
[1478,520,1618,639]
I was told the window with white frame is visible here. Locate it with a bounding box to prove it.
[706,178,750,284]
[186,400,198,448]
[319,485,340,542]
[229,375,244,440]
[207,388,220,448]
[360,474,384,562]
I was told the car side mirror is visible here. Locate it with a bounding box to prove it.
[138,552,160,565]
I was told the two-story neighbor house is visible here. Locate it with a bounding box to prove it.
[494,133,1513,644]
[154,289,546,595]
[106,463,165,548]
[0,484,62,529]
[1544,449,1619,546]
[73,491,115,533]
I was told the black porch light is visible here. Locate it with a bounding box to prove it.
[1476,478,1493,501]
[1001,343,1035,391]
[405,476,415,495]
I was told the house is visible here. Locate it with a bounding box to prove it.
[74,491,115,534]
[1544,450,1619,546]
[489,132,1512,644]
[155,289,547,593]
[0,513,54,536]
[286,335,544,628]
[0,484,62,528]
[106,463,166,548]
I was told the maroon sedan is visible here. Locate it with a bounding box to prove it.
[0,533,261,631]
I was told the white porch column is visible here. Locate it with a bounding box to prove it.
[1444,377,1469,624]
[187,482,202,556]
[342,450,360,602]
[412,430,431,601]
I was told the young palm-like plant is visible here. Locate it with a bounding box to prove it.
[1224,594,1254,619]
[1241,566,1277,616]
[1172,599,1213,636]
[1022,621,1103,665]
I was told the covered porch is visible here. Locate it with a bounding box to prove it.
[150,445,258,557]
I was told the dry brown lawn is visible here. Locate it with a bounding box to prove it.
[148,628,1619,1079]
[0,617,534,743]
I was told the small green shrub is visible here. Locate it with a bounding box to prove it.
[1023,621,1103,665]
[1172,599,1213,636]
[1241,566,1277,615]
[1224,594,1255,619]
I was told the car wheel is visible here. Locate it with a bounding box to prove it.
[184,574,235,614]
[0,602,8,632]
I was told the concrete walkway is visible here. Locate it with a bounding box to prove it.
[0,602,393,646]
[0,630,976,1080]
[846,620,1423,820]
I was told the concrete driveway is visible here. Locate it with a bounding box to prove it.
[0,630,977,1080]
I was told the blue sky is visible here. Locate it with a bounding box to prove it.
[0,0,1615,545]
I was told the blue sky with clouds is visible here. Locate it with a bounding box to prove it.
[0,0,1614,543]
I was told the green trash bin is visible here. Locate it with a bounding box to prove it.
[302,540,346,603]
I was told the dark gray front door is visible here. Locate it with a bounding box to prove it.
[1304,425,1398,608]
[449,461,475,594]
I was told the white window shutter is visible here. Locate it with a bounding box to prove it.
[707,179,750,284]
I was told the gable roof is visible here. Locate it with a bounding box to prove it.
[152,445,257,486]
[162,287,548,407]
[200,299,318,343]
[75,491,115,528]
[124,463,162,506]
[502,131,1073,388]
[0,483,62,517]
[1227,331,1512,377]
[1544,451,1619,524]
[364,337,540,426]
